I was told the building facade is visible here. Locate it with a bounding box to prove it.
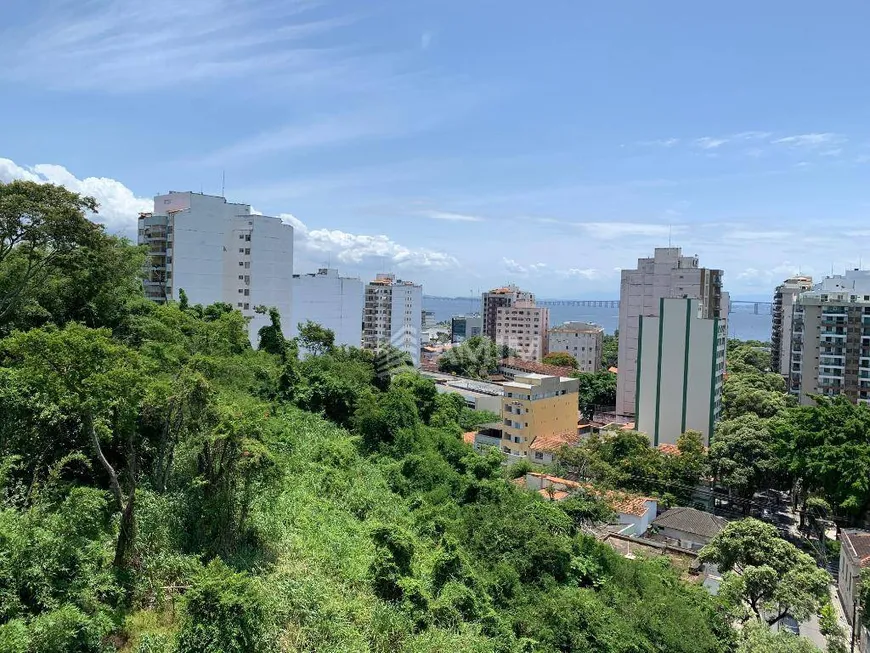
[634,298,726,446]
[771,276,813,377]
[495,301,549,362]
[499,373,579,461]
[548,321,604,372]
[138,191,294,346]
[291,268,363,351]
[839,529,870,653]
[616,247,727,417]
[362,273,423,367]
[790,271,870,405]
[481,285,534,341]
[451,314,483,343]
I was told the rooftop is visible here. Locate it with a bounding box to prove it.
[841,529,870,568]
[525,473,654,517]
[529,431,580,452]
[500,357,575,378]
[550,321,604,333]
[651,507,727,539]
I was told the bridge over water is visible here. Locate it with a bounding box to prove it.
[425,296,773,315]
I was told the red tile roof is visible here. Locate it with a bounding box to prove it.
[462,431,476,445]
[500,357,574,378]
[525,473,654,517]
[842,529,870,567]
[657,443,681,456]
[529,431,580,452]
[608,366,618,374]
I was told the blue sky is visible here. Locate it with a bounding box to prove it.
[2,0,870,299]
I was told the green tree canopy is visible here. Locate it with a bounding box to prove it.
[542,352,578,369]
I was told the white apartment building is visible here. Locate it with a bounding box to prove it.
[771,276,813,377]
[138,191,294,346]
[635,298,726,447]
[482,285,535,341]
[291,268,363,352]
[363,273,423,367]
[548,322,604,372]
[616,247,727,417]
[495,300,549,362]
[790,270,870,406]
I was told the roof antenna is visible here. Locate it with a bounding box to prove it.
[668,224,672,247]
[221,170,226,198]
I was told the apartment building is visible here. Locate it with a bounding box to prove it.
[451,314,483,343]
[548,322,604,372]
[499,373,580,461]
[362,273,423,367]
[481,285,535,341]
[495,300,550,362]
[138,191,294,346]
[635,298,726,446]
[790,270,870,406]
[291,268,363,351]
[616,247,727,417]
[771,276,813,377]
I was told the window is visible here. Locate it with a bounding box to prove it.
[239,261,244,267]
[534,452,543,461]
[239,248,245,253]
[238,275,244,280]
[239,234,244,240]
[245,234,251,241]
[244,248,250,255]
[238,289,243,294]
[243,289,249,296]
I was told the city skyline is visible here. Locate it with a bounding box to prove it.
[4,1,870,298]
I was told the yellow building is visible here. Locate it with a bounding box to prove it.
[500,373,580,460]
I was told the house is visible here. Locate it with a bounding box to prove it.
[528,431,580,465]
[522,472,657,535]
[839,529,870,653]
[649,507,727,551]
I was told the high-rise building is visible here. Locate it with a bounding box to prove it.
[422,310,437,330]
[451,314,483,343]
[363,273,423,367]
[789,270,870,406]
[495,300,549,362]
[635,298,726,446]
[138,191,294,346]
[771,276,813,377]
[291,269,364,352]
[548,322,604,372]
[499,373,580,461]
[481,285,534,341]
[616,247,727,417]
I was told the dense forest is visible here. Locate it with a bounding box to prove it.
[0,180,866,651]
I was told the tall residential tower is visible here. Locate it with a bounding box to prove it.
[771,276,813,377]
[616,247,727,417]
[138,191,294,346]
[291,268,364,352]
[362,274,423,367]
[481,285,534,341]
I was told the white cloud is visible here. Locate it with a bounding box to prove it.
[725,229,792,241]
[563,268,600,279]
[0,0,356,92]
[638,138,679,147]
[574,222,678,240]
[420,210,486,223]
[286,214,459,271]
[0,157,150,233]
[695,137,728,149]
[773,133,845,147]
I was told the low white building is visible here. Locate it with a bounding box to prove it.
[138,191,294,346]
[548,322,604,372]
[635,297,725,446]
[291,268,363,352]
[649,507,727,551]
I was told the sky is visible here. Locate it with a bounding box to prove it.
[2,0,870,300]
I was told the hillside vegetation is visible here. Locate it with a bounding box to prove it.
[0,180,736,651]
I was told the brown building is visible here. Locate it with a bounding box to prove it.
[481,285,534,341]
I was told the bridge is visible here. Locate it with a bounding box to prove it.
[424,296,773,315]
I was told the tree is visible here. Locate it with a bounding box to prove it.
[736,620,820,652]
[542,352,577,369]
[699,519,830,626]
[391,372,438,423]
[2,323,145,568]
[710,415,777,503]
[438,336,502,379]
[255,306,287,357]
[573,371,617,418]
[297,320,335,356]
[600,331,618,369]
[722,373,791,420]
[0,180,100,324]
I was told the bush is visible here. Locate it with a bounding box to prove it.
[176,559,275,653]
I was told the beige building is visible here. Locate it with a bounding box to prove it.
[771,276,813,377]
[548,322,603,372]
[616,247,727,417]
[481,285,534,341]
[790,270,870,406]
[499,373,579,460]
[495,300,549,362]
[838,529,870,652]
